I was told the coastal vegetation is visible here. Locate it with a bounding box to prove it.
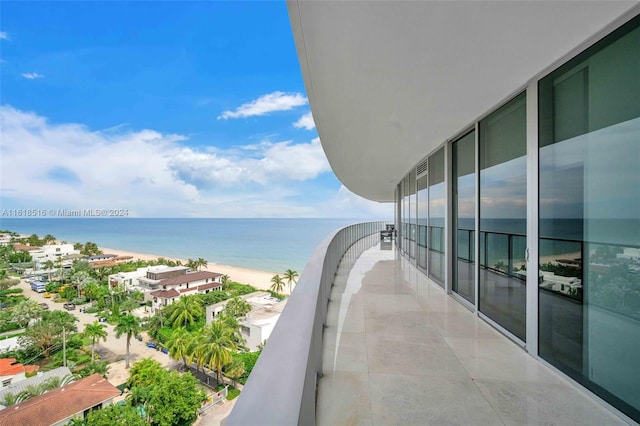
[72,358,206,426]
[0,230,277,422]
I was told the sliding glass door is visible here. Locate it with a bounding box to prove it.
[452,131,476,304]
[538,17,640,422]
[479,92,527,341]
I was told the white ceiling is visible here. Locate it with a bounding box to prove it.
[288,1,638,202]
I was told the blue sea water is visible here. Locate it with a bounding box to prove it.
[0,218,373,273]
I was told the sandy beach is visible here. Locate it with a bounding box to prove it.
[101,247,290,295]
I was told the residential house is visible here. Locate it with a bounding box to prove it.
[0,367,73,406]
[145,270,223,309]
[205,292,286,351]
[0,373,121,426]
[0,359,39,388]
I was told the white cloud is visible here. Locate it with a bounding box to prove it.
[293,112,315,130]
[1,105,380,218]
[0,32,8,40]
[169,137,331,186]
[330,185,394,219]
[218,91,307,120]
[22,72,44,79]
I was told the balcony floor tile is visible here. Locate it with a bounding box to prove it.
[317,241,627,426]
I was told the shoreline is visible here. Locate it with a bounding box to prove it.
[100,247,287,295]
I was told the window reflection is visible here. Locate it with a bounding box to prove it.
[479,93,527,341]
[428,148,445,286]
[538,18,640,422]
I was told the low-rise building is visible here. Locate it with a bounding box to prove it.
[0,367,73,405]
[30,244,78,264]
[0,359,40,388]
[145,270,223,309]
[0,373,121,426]
[205,292,286,351]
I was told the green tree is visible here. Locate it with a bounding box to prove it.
[77,361,110,378]
[84,321,108,361]
[146,370,205,426]
[126,358,166,389]
[80,242,102,256]
[19,311,78,358]
[165,327,195,369]
[217,313,246,350]
[223,358,245,387]
[196,257,208,272]
[43,260,55,280]
[168,296,203,328]
[269,275,285,294]
[55,256,65,283]
[84,402,147,426]
[186,258,197,271]
[120,297,140,314]
[11,299,45,327]
[8,251,32,263]
[114,314,141,368]
[0,392,24,407]
[0,277,20,291]
[194,321,237,385]
[220,274,230,289]
[124,358,205,425]
[224,297,252,318]
[42,234,56,244]
[283,269,298,294]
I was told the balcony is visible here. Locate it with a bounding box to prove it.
[226,222,626,425]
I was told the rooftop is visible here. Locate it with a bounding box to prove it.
[158,270,221,287]
[0,358,39,377]
[0,373,120,426]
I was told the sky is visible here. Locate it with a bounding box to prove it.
[0,1,392,219]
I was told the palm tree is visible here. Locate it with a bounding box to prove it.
[196,257,208,272]
[186,259,197,271]
[270,275,285,294]
[224,297,252,318]
[84,321,108,361]
[41,374,76,391]
[126,358,165,389]
[43,260,55,280]
[0,392,22,407]
[194,321,236,385]
[283,269,299,295]
[223,358,245,387]
[114,314,141,368]
[55,256,64,283]
[165,327,195,370]
[168,296,203,328]
[11,299,45,327]
[220,274,230,289]
[217,313,247,350]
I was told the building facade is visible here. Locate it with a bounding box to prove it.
[289,2,639,422]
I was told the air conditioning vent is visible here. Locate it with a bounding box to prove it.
[416,158,428,176]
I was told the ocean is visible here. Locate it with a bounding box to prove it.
[0,218,377,273]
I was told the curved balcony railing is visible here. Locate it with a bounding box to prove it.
[225,221,387,426]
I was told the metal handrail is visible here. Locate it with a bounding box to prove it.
[225,221,386,426]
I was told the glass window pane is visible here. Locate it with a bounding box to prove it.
[538,17,640,422]
[428,148,446,286]
[417,175,428,270]
[479,92,527,341]
[453,131,476,304]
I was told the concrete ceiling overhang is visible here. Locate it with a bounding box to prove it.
[287,1,638,202]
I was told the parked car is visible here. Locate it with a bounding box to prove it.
[63,303,75,311]
[39,303,49,310]
[43,292,52,298]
